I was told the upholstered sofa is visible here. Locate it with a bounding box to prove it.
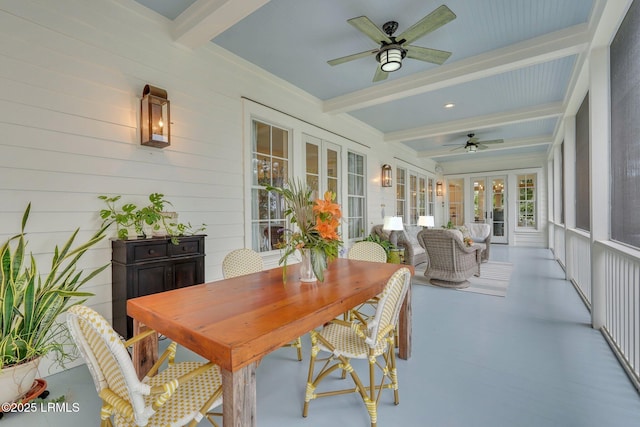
[463,223,491,262]
[416,228,481,288]
[370,224,427,266]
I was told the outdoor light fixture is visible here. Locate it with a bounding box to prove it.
[141,84,170,148]
[381,164,392,187]
[378,45,404,72]
[436,181,443,197]
[418,215,435,228]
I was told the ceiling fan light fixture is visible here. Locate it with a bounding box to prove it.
[467,144,478,153]
[379,46,403,72]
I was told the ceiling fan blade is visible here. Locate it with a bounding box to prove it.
[396,5,456,45]
[477,139,504,145]
[478,144,490,150]
[348,16,391,44]
[373,66,388,82]
[327,49,378,66]
[405,45,452,65]
[450,145,465,151]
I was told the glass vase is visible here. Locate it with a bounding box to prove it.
[299,248,317,283]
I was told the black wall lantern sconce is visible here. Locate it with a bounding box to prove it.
[436,181,443,197]
[381,164,392,187]
[141,84,170,148]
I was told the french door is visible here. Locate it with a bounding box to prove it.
[471,175,507,243]
[304,134,341,200]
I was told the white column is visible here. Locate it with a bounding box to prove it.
[589,47,611,330]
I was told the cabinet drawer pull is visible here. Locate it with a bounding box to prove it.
[148,249,155,255]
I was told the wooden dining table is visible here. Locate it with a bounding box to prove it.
[127,258,413,427]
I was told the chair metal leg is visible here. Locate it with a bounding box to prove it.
[303,332,319,417]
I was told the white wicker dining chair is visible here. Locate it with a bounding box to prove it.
[222,248,303,361]
[346,241,388,320]
[222,248,265,278]
[66,305,223,427]
[347,241,388,263]
[303,267,412,427]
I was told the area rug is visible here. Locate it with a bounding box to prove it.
[413,261,514,297]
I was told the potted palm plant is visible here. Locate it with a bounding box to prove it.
[0,204,108,404]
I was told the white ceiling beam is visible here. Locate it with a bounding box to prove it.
[385,102,563,143]
[419,135,552,158]
[323,24,588,114]
[172,0,270,49]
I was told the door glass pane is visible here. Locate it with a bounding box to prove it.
[326,148,339,198]
[409,174,418,225]
[473,178,486,222]
[448,179,464,226]
[492,178,505,236]
[251,120,290,253]
[418,177,426,217]
[271,127,288,158]
[396,168,406,220]
[427,178,434,216]
[306,142,319,198]
[347,151,366,240]
[254,122,270,155]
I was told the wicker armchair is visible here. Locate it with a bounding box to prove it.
[67,305,223,427]
[464,223,491,262]
[416,228,481,288]
[370,224,427,266]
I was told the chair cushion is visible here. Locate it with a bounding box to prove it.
[465,223,491,240]
[115,362,222,427]
[447,229,464,241]
[318,323,388,359]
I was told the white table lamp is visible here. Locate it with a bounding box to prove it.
[383,216,404,247]
[418,215,435,228]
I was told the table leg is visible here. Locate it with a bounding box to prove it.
[398,284,412,360]
[222,362,257,427]
[132,319,158,380]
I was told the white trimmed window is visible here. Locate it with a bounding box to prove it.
[347,151,366,240]
[518,174,536,228]
[250,120,290,252]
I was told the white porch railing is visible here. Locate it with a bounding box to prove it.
[552,223,566,267]
[598,241,640,390]
[566,229,592,307]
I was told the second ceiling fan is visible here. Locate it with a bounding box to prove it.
[449,133,505,153]
[327,5,457,82]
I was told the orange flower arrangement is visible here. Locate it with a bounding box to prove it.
[266,179,343,282]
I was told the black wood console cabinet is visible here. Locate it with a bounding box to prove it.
[111,235,205,338]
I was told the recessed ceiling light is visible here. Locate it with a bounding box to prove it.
[444,103,455,109]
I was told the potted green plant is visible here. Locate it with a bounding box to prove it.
[0,204,108,404]
[99,193,205,244]
[361,233,397,262]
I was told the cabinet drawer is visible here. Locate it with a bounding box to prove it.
[133,243,168,261]
[169,239,202,257]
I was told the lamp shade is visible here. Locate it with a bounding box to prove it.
[418,216,435,227]
[383,216,404,231]
[379,46,403,72]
